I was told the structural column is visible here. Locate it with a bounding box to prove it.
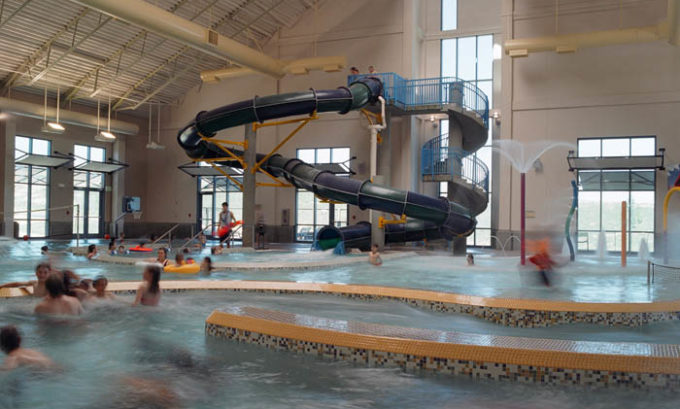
[242,124,257,247]
[447,113,467,255]
[0,119,16,237]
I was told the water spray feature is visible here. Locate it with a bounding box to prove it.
[491,140,575,264]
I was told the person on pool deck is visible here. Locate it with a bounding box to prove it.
[34,273,84,316]
[87,244,98,260]
[218,202,236,247]
[93,276,115,300]
[0,262,51,297]
[1,325,55,371]
[134,265,161,306]
[369,244,382,266]
[40,246,49,256]
[155,248,170,267]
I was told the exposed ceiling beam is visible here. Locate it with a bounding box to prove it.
[121,56,199,110]
[63,0,192,103]
[68,0,285,77]
[82,0,223,107]
[1,8,90,94]
[0,0,32,30]
[110,0,260,110]
[28,15,113,85]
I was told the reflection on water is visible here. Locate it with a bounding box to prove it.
[0,292,678,409]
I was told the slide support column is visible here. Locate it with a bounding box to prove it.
[242,124,257,248]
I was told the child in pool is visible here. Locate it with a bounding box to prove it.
[466,253,475,266]
[34,273,84,316]
[1,325,55,371]
[108,241,116,255]
[40,246,49,255]
[0,263,51,297]
[87,244,98,260]
[369,244,382,266]
[134,265,161,306]
[118,245,127,255]
[201,257,213,273]
[93,276,116,300]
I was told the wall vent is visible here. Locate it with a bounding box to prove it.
[206,30,219,46]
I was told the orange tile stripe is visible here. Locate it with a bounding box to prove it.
[206,308,680,375]
[5,279,680,314]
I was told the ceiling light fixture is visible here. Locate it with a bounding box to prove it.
[94,97,116,143]
[41,86,65,134]
[145,103,166,150]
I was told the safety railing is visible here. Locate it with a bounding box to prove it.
[421,133,489,194]
[150,224,180,250]
[348,73,489,128]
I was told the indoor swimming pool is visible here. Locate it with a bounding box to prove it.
[1,291,679,409]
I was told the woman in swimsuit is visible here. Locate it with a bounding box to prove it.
[155,247,170,267]
[133,265,161,306]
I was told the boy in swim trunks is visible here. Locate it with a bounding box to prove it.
[1,325,55,371]
[0,263,51,297]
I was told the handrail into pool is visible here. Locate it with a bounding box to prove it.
[421,133,489,194]
[348,73,489,127]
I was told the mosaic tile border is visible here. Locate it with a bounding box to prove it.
[5,279,680,328]
[205,313,680,389]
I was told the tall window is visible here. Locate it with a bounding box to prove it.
[73,145,106,236]
[439,34,494,247]
[296,147,350,242]
[441,0,457,31]
[14,136,50,237]
[577,137,656,252]
[198,176,243,239]
[441,34,493,108]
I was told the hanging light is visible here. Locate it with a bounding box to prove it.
[95,96,116,142]
[41,86,65,134]
[145,103,165,150]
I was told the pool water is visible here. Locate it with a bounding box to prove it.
[0,240,675,303]
[1,291,678,409]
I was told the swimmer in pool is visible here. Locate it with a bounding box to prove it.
[118,245,127,255]
[174,253,185,266]
[87,244,98,260]
[369,244,382,266]
[1,325,55,371]
[155,248,170,267]
[133,265,161,307]
[93,276,115,300]
[200,257,213,273]
[40,246,49,255]
[34,274,84,316]
[0,262,51,297]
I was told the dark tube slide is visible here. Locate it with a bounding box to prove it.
[177,77,476,250]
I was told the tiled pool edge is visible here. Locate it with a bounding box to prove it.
[205,311,680,389]
[5,280,680,327]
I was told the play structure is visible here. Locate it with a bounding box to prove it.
[177,77,487,250]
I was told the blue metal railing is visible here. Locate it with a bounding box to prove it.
[421,133,489,194]
[348,73,489,128]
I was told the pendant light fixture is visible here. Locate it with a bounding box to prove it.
[145,103,165,150]
[41,86,65,134]
[94,97,116,142]
[95,96,116,142]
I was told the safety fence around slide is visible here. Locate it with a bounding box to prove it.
[348,73,489,127]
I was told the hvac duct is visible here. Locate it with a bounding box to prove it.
[69,0,286,78]
[0,97,139,135]
[200,56,348,82]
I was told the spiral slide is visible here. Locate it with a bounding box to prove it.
[177,77,476,250]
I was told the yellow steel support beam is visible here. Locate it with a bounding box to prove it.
[192,159,243,191]
[316,194,343,205]
[250,113,318,174]
[202,137,248,170]
[378,214,406,229]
